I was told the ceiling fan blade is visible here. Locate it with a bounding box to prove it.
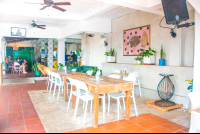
[37,25,46,27]
[40,6,48,10]
[24,2,44,5]
[37,26,46,29]
[54,2,71,6]
[52,6,66,12]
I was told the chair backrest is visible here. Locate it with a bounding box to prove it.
[47,70,54,81]
[43,67,57,76]
[37,65,47,75]
[111,69,121,74]
[128,72,139,83]
[86,70,93,76]
[50,71,62,85]
[71,69,77,72]
[123,77,136,83]
[68,78,89,97]
[188,92,200,109]
[128,72,139,78]
[108,74,121,79]
[13,62,20,69]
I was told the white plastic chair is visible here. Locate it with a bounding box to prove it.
[128,72,142,98]
[71,69,77,72]
[123,77,138,116]
[86,70,93,76]
[111,69,121,74]
[12,62,22,73]
[188,92,200,133]
[68,78,105,125]
[46,70,54,92]
[107,74,126,120]
[50,71,64,101]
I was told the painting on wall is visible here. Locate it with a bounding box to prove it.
[123,25,151,56]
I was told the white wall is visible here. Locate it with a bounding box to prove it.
[81,33,108,69]
[111,10,194,66]
[193,10,200,92]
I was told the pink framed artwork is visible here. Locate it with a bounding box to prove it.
[123,25,151,56]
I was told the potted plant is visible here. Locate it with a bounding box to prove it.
[139,47,156,65]
[159,44,165,66]
[104,48,116,63]
[57,63,64,70]
[135,56,143,65]
[76,49,82,57]
[32,62,41,76]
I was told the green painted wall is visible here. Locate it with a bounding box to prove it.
[6,47,34,69]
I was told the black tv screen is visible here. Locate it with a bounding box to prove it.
[11,27,26,37]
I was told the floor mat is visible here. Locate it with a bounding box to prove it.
[28,90,190,133]
[3,78,35,85]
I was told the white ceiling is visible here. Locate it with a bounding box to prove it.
[0,0,137,28]
[0,0,198,30]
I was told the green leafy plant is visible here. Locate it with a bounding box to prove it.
[104,48,115,56]
[57,63,64,70]
[32,62,41,72]
[160,44,164,59]
[65,61,70,67]
[76,49,82,55]
[135,56,143,62]
[139,47,156,58]
[90,68,102,76]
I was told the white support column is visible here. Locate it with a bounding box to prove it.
[47,39,53,68]
[57,39,66,66]
[0,36,3,63]
[193,10,200,92]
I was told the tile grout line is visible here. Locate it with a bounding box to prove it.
[19,87,28,133]
[5,87,11,133]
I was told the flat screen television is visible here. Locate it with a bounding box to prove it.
[11,27,26,37]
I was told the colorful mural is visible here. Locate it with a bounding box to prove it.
[123,25,151,56]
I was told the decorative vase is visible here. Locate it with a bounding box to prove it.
[35,71,41,76]
[159,59,165,66]
[107,56,116,63]
[143,55,155,65]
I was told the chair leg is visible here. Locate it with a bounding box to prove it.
[108,94,110,114]
[132,90,138,117]
[103,95,105,119]
[119,99,122,109]
[74,96,80,117]
[139,84,142,98]
[49,82,53,94]
[47,81,50,91]
[83,101,85,109]
[57,86,61,101]
[67,92,72,111]
[53,85,57,98]
[117,98,120,120]
[122,98,125,110]
[90,100,92,113]
[83,100,88,125]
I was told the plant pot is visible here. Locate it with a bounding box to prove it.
[136,60,142,65]
[107,56,116,63]
[35,71,41,76]
[159,59,165,66]
[143,55,155,65]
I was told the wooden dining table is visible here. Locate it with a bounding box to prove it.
[52,70,87,108]
[71,76,133,128]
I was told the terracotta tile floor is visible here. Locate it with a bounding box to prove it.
[0,80,190,133]
[0,81,46,133]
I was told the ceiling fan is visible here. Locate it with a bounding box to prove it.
[24,0,71,12]
[29,20,46,29]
